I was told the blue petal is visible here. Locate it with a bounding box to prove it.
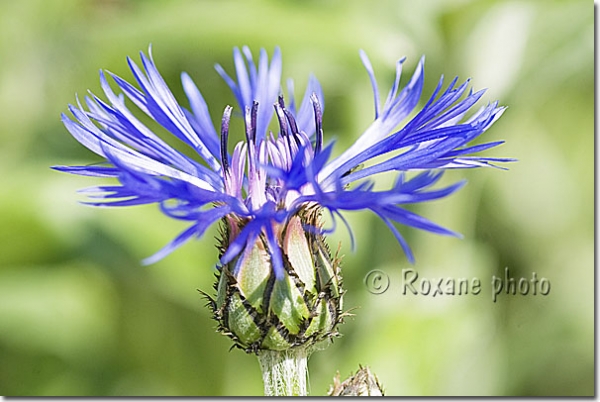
[123,50,221,170]
[381,56,424,125]
[377,204,461,238]
[294,75,324,137]
[86,89,220,187]
[216,47,282,141]
[180,72,220,157]
[142,205,232,265]
[265,224,285,280]
[142,224,199,265]
[221,219,263,265]
[376,213,415,264]
[52,164,119,178]
[359,50,382,119]
[441,140,505,157]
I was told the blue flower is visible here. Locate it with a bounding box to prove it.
[54,46,511,278]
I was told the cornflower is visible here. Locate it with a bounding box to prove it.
[54,46,510,396]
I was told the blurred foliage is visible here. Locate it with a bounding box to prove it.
[0,0,592,396]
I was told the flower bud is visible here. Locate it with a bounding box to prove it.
[208,208,344,353]
[328,365,385,396]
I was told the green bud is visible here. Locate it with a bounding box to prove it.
[208,207,344,353]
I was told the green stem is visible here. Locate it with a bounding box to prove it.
[257,347,309,396]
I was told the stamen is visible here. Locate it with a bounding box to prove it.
[311,93,323,154]
[283,109,301,147]
[220,105,233,173]
[274,102,289,138]
[251,101,258,141]
[274,102,294,168]
[244,101,259,143]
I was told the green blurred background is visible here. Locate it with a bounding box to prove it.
[0,0,593,396]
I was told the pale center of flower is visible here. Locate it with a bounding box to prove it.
[220,95,323,215]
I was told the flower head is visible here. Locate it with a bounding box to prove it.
[54,46,510,276]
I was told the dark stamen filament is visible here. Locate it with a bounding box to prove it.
[277,95,286,112]
[274,102,289,138]
[220,105,232,173]
[244,101,259,144]
[274,100,295,163]
[283,109,302,147]
[250,101,258,142]
[311,93,323,154]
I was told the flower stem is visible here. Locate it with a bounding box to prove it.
[257,347,309,396]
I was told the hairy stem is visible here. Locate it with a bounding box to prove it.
[257,347,309,396]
